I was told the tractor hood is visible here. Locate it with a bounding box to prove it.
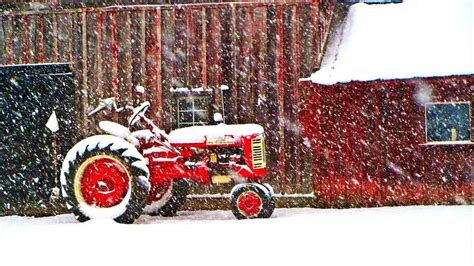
[168,124,264,145]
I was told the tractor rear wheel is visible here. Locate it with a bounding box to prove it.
[230,183,275,219]
[144,179,189,217]
[60,135,150,224]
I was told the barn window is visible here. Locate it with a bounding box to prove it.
[425,102,471,143]
[177,96,209,128]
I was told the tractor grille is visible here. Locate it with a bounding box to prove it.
[251,137,266,169]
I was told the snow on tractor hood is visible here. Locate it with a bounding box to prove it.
[168,124,264,144]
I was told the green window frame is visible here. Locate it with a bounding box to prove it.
[425,102,471,143]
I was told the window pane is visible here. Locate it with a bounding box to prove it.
[194,111,208,122]
[176,95,210,128]
[194,97,209,110]
[426,103,471,142]
[178,97,193,111]
[179,111,193,123]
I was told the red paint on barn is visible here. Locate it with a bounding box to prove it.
[299,75,473,207]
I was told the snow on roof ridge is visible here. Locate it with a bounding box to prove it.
[305,0,474,85]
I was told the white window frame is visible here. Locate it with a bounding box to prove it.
[177,96,209,128]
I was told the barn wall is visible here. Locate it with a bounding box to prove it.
[0,0,306,10]
[300,75,473,207]
[0,0,337,197]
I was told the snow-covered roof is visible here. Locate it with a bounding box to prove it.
[303,0,474,85]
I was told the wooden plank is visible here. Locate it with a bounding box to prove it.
[11,16,22,64]
[80,11,89,131]
[201,7,207,88]
[117,11,133,108]
[107,11,118,122]
[70,12,85,136]
[276,5,286,194]
[372,87,384,205]
[360,89,372,206]
[345,87,359,206]
[131,10,147,103]
[252,8,267,126]
[110,11,118,100]
[319,0,336,53]
[210,8,223,114]
[215,8,231,124]
[22,15,30,64]
[298,5,312,77]
[94,12,103,98]
[0,18,4,65]
[173,9,185,88]
[188,9,201,87]
[56,13,72,63]
[378,86,390,205]
[236,8,252,123]
[308,86,322,198]
[282,6,296,194]
[292,5,303,193]
[319,86,331,205]
[330,88,341,205]
[163,9,176,88]
[51,14,59,62]
[100,11,112,107]
[246,8,255,121]
[42,14,54,62]
[145,8,163,127]
[185,7,192,87]
[36,15,45,63]
[229,5,238,124]
[4,16,13,64]
[310,0,321,68]
[85,12,99,132]
[159,9,176,130]
[263,5,281,192]
[154,8,163,127]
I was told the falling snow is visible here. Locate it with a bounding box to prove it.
[0,2,472,264]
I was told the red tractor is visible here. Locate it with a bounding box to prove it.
[60,98,275,223]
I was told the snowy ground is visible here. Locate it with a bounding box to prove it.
[0,206,472,266]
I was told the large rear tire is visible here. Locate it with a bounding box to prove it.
[144,179,189,217]
[60,135,150,224]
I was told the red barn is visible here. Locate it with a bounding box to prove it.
[299,0,473,207]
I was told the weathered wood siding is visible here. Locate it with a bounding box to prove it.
[300,75,473,207]
[0,0,337,196]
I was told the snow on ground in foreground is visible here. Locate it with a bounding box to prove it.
[0,206,472,266]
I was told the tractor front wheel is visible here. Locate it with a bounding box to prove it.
[230,183,275,219]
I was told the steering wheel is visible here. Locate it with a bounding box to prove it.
[128,101,150,126]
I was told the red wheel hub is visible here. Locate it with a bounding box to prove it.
[237,191,263,217]
[80,158,130,207]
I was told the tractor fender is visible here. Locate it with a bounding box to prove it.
[99,121,139,146]
[230,183,273,198]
